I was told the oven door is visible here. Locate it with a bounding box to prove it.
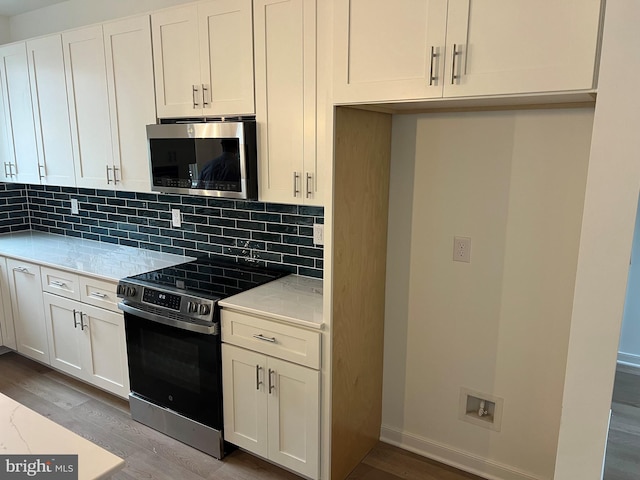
[123,311,222,429]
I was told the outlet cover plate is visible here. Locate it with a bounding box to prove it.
[453,236,471,263]
[313,224,324,245]
[171,209,181,228]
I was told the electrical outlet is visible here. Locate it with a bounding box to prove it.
[313,224,324,245]
[171,208,181,228]
[453,236,471,263]
[70,199,79,215]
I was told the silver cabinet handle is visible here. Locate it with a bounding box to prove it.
[8,162,14,177]
[192,84,200,108]
[50,280,66,287]
[293,172,300,197]
[113,166,120,185]
[252,334,276,343]
[451,43,461,85]
[305,173,313,198]
[4,162,9,177]
[73,309,80,329]
[106,165,113,184]
[90,291,107,298]
[38,164,46,179]
[256,364,262,390]
[12,266,33,275]
[268,368,275,394]
[80,312,87,331]
[202,84,210,107]
[429,46,437,86]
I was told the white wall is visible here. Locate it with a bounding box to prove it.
[0,16,9,44]
[8,0,195,41]
[554,2,640,478]
[618,197,640,368]
[383,108,594,480]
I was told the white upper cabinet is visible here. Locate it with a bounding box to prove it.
[26,35,76,187]
[103,15,156,192]
[333,0,447,103]
[0,43,40,184]
[254,0,321,205]
[333,0,602,104]
[63,26,114,189]
[443,0,602,98]
[152,0,255,118]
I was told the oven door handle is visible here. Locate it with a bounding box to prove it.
[118,302,219,335]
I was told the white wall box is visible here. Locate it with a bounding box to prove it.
[0,43,40,184]
[0,257,16,350]
[26,35,76,187]
[6,258,49,364]
[152,0,255,118]
[43,292,129,398]
[254,0,321,205]
[333,0,603,104]
[221,308,320,479]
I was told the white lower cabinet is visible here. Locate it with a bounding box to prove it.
[0,257,16,349]
[223,342,320,479]
[43,292,129,398]
[6,259,48,363]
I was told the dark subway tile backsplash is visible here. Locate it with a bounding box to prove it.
[1,184,324,279]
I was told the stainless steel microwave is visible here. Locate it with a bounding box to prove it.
[146,120,258,200]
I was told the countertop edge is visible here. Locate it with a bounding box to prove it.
[218,302,324,331]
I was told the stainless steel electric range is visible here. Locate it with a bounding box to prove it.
[116,257,286,459]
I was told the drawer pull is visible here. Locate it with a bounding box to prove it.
[50,280,67,287]
[252,334,276,343]
[256,364,262,390]
[268,368,275,394]
[12,266,33,275]
[73,309,80,329]
[90,291,107,299]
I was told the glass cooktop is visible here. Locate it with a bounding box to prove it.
[127,256,288,300]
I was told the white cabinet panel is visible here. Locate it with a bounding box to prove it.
[0,43,40,184]
[63,26,113,189]
[26,35,76,187]
[443,0,602,97]
[254,0,320,205]
[333,0,447,103]
[44,293,84,377]
[0,257,16,350]
[6,259,48,364]
[103,15,156,192]
[151,5,201,118]
[199,0,254,116]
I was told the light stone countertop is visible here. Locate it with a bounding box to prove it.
[219,274,324,329]
[0,392,124,479]
[0,231,195,282]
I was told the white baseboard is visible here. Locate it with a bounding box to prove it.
[617,352,640,371]
[380,424,542,480]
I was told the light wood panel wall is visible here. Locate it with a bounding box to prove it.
[331,107,392,480]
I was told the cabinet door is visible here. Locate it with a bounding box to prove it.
[43,293,84,377]
[152,5,201,118]
[0,257,16,350]
[6,259,48,363]
[444,0,602,98]
[26,35,76,187]
[0,82,11,182]
[80,303,129,398]
[254,0,316,204]
[222,344,268,457]
[333,0,447,104]
[267,357,320,479]
[63,26,113,189]
[198,0,255,116]
[0,43,40,184]
[103,16,156,193]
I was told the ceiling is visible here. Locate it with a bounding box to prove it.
[0,0,67,16]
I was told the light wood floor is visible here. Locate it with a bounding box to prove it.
[0,352,482,480]
[603,366,640,480]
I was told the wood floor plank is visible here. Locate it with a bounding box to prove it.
[116,450,209,480]
[210,449,302,480]
[346,463,405,480]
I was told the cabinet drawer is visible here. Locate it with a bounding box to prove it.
[41,267,80,300]
[79,276,119,312]
[221,310,321,369]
